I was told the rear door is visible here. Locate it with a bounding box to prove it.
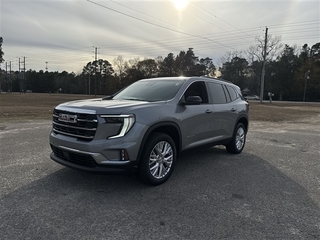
[222,84,241,136]
[207,82,234,139]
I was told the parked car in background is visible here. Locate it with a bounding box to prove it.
[245,95,260,100]
[49,76,249,185]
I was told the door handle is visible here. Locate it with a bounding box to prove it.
[230,108,237,112]
[205,109,213,114]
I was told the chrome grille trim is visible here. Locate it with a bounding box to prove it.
[52,108,98,141]
[53,114,97,123]
[52,121,97,131]
[77,118,98,123]
[52,129,95,139]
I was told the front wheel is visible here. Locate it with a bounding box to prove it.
[226,123,246,154]
[137,133,176,185]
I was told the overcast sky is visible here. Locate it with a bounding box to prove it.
[1,0,319,73]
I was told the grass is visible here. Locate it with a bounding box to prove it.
[0,92,319,123]
[0,93,95,122]
[247,101,320,122]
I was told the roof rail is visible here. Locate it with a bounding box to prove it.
[200,75,214,79]
[200,76,232,84]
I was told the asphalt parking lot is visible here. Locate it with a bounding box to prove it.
[0,119,319,239]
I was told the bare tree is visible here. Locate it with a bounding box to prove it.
[113,55,126,80]
[128,57,140,69]
[218,50,245,66]
[246,34,283,64]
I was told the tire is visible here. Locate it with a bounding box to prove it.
[226,123,246,154]
[137,132,176,185]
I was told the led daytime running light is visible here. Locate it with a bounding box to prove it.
[100,114,135,139]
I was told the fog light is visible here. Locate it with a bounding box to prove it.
[121,150,130,161]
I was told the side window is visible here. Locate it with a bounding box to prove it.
[208,83,227,104]
[226,85,238,102]
[184,81,209,104]
[222,85,231,102]
[234,86,245,100]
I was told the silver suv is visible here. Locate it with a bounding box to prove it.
[49,76,249,185]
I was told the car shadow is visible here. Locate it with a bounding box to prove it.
[1,147,319,239]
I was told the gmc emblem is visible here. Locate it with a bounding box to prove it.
[58,113,77,123]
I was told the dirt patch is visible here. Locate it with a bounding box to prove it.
[0,93,95,122]
[0,93,319,124]
[248,101,320,124]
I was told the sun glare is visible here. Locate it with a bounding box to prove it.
[173,0,189,11]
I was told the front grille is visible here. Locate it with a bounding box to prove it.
[52,108,98,141]
[51,144,97,167]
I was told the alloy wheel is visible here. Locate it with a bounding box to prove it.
[149,141,173,179]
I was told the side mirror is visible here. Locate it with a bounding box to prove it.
[180,96,202,105]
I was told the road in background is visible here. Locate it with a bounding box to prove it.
[0,120,319,239]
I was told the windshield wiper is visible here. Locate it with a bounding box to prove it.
[102,95,114,100]
[123,97,146,101]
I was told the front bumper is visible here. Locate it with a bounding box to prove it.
[50,144,138,174]
[49,122,146,173]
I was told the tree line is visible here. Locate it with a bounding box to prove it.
[220,42,320,101]
[1,39,319,101]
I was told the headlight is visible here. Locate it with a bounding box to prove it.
[100,114,135,139]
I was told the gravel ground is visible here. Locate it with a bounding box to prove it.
[0,113,319,239]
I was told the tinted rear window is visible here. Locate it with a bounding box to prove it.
[208,83,227,104]
[226,85,238,102]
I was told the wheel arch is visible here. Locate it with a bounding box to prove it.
[137,122,181,162]
[237,115,249,133]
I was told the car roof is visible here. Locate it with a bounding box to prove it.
[140,77,189,82]
[141,76,236,86]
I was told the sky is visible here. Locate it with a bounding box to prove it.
[0,0,319,73]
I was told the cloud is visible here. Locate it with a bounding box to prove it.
[1,0,319,72]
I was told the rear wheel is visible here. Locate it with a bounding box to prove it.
[226,123,246,154]
[137,133,176,185]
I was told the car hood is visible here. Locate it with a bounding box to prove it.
[55,98,165,114]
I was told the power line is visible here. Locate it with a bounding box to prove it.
[3,8,318,72]
[268,20,319,28]
[186,0,253,41]
[189,0,248,34]
[4,17,316,66]
[87,0,236,51]
[108,0,195,36]
[86,0,200,38]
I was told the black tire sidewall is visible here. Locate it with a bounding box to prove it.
[227,123,246,154]
[138,132,177,185]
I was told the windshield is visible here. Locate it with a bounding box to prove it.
[113,79,185,102]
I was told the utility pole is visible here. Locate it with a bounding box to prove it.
[88,62,92,95]
[23,56,26,92]
[260,27,268,103]
[18,57,26,92]
[9,61,12,93]
[19,58,21,92]
[45,61,48,93]
[94,47,98,96]
[5,62,7,92]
